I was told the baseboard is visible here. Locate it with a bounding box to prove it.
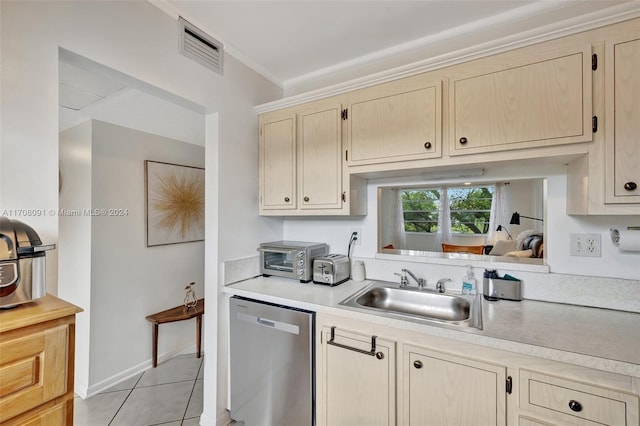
[216,409,232,425]
[198,409,231,426]
[198,411,218,426]
[76,344,198,399]
[74,379,89,399]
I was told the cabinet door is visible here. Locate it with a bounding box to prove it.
[299,104,343,210]
[320,326,396,426]
[451,46,591,155]
[404,344,507,426]
[605,35,640,203]
[259,112,296,210]
[347,79,442,165]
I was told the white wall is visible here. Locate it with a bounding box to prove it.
[1,1,281,423]
[97,121,205,387]
[58,121,93,394]
[59,120,206,396]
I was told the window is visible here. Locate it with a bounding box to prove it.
[402,186,494,234]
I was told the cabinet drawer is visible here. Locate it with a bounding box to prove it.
[0,324,68,422]
[2,396,71,426]
[520,370,639,425]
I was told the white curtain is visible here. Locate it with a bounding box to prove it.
[487,182,510,244]
[435,187,451,251]
[388,188,406,249]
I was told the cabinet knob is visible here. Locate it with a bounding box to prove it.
[304,196,310,202]
[424,142,432,150]
[375,352,384,360]
[624,182,637,191]
[459,137,468,145]
[413,360,423,369]
[284,197,290,202]
[568,400,582,412]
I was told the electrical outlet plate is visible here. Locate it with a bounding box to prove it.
[351,228,361,245]
[570,233,601,257]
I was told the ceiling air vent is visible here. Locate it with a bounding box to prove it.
[179,17,223,75]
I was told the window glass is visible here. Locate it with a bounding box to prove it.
[402,186,494,234]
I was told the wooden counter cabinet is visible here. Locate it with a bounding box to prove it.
[0,295,82,426]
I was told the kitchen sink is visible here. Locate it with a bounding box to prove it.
[339,281,482,330]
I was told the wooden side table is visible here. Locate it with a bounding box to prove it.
[145,299,204,368]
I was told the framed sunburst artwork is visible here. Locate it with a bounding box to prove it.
[145,160,205,247]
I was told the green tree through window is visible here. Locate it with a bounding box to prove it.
[402,186,494,234]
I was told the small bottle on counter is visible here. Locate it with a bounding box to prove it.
[462,265,477,295]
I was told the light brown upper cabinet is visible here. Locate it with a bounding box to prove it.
[346,76,442,166]
[259,110,297,211]
[259,99,367,216]
[605,34,640,204]
[298,103,343,210]
[450,46,592,155]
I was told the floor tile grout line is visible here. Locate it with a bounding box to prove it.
[81,357,203,426]
[107,365,148,425]
[181,377,199,423]
[107,386,135,426]
[180,357,203,423]
[135,377,198,389]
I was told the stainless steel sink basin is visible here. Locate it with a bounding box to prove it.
[339,281,482,330]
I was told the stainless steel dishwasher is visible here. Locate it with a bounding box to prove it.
[229,296,314,426]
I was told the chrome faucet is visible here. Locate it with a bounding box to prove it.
[402,269,426,288]
[436,278,451,293]
[394,270,409,287]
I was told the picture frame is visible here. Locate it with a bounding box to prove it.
[145,160,205,247]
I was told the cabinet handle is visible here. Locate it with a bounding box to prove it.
[568,400,582,412]
[327,326,377,357]
[304,196,310,202]
[624,182,637,191]
[413,360,423,369]
[459,137,468,145]
[424,142,432,149]
[284,197,290,202]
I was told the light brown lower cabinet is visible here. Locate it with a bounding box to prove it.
[519,369,639,426]
[0,295,81,426]
[316,313,639,426]
[319,326,396,426]
[403,344,507,426]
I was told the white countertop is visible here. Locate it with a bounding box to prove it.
[223,276,640,378]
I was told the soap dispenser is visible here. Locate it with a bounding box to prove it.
[462,265,477,295]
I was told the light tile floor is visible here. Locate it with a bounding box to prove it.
[74,355,204,426]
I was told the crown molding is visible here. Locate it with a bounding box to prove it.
[256,2,640,113]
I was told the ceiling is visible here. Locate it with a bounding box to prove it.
[164,0,636,90]
[59,0,638,142]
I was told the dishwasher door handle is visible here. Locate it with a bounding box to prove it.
[236,311,300,335]
[257,317,275,327]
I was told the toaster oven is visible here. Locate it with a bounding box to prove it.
[258,241,329,283]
